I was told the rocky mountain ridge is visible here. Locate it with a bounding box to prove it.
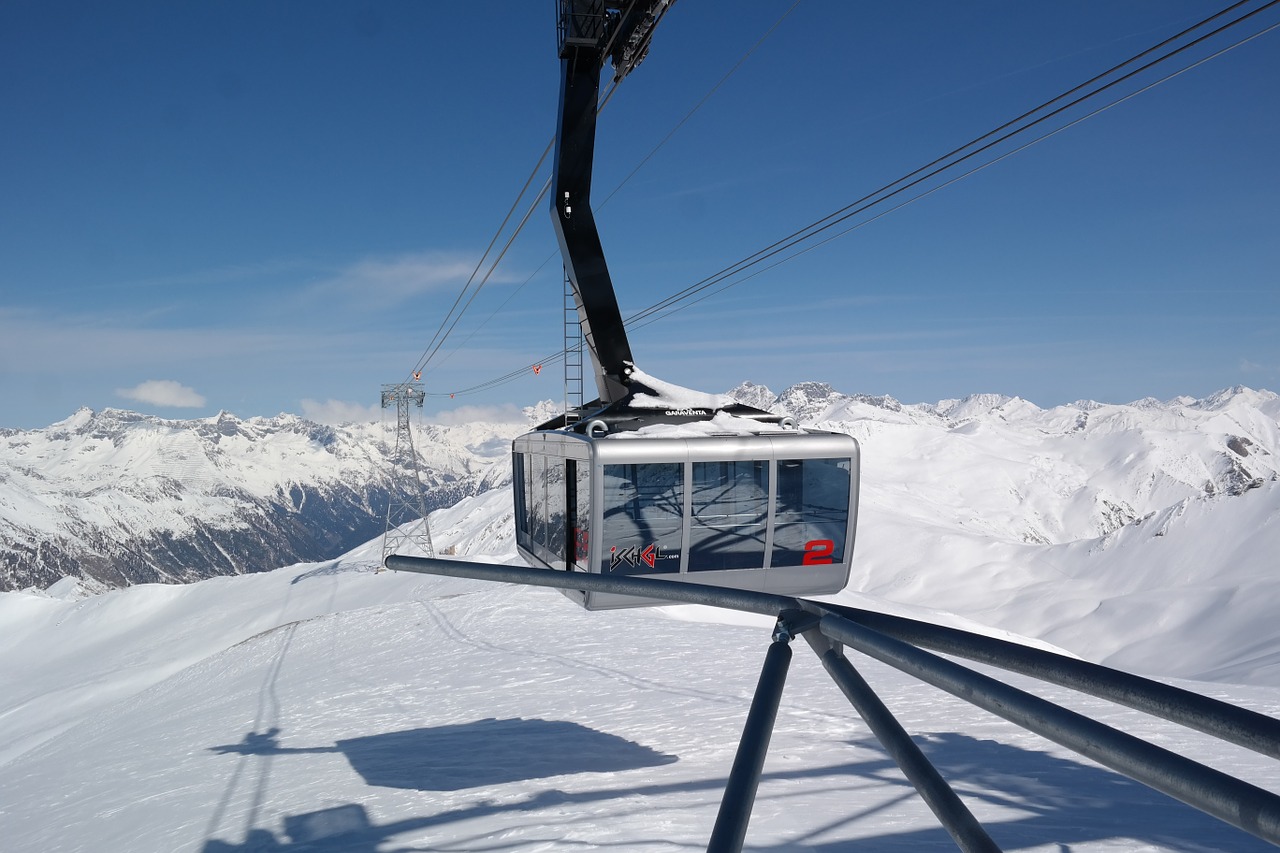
[0,407,523,591]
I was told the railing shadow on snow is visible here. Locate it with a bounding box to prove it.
[378,555,1280,853]
[198,734,1276,852]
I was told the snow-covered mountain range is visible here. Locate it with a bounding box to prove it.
[3,384,1278,602]
[0,407,518,592]
[758,381,1279,541]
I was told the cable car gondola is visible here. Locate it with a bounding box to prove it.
[514,0,860,609]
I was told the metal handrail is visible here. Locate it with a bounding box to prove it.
[386,554,799,616]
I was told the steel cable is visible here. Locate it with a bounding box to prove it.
[435,0,1279,397]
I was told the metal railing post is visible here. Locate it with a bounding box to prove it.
[707,636,793,853]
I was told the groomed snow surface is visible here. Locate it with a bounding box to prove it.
[4,485,1280,852]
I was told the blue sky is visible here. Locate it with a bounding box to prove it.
[2,1,1278,429]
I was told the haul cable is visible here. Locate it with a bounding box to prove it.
[435,0,1280,397]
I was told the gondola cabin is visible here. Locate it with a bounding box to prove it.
[510,1,860,608]
[513,420,859,609]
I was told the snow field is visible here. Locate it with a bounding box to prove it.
[3,547,1280,851]
[4,385,1280,849]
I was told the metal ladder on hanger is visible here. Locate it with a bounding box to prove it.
[563,266,584,425]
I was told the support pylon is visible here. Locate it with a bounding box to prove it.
[380,381,435,565]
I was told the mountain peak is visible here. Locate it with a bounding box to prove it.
[1192,385,1279,413]
[775,382,848,422]
[725,381,779,413]
[936,393,1014,420]
[50,407,97,432]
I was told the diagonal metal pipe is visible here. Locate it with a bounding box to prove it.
[817,646,1001,852]
[822,602,1280,760]
[818,612,1280,846]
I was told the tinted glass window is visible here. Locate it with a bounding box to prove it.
[601,463,683,574]
[529,453,548,551]
[571,459,591,568]
[544,459,567,569]
[772,457,851,567]
[689,460,768,571]
[513,452,528,538]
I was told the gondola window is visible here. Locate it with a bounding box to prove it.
[601,463,682,574]
[772,458,851,567]
[689,460,769,571]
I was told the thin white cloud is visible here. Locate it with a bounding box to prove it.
[426,403,528,426]
[68,257,321,295]
[0,308,348,373]
[1238,358,1279,375]
[299,398,382,425]
[116,380,206,408]
[297,400,529,427]
[311,251,509,303]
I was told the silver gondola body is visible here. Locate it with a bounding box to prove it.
[513,426,860,609]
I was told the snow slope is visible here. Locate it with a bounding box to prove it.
[4,549,1280,851]
[848,478,1280,684]
[3,385,1280,850]
[3,485,1280,851]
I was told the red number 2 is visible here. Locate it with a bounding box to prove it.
[802,539,836,565]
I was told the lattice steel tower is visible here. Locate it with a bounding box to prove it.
[380,381,435,564]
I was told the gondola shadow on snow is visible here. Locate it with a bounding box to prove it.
[201,716,680,851]
[206,716,677,792]
[340,716,679,791]
[200,725,1269,851]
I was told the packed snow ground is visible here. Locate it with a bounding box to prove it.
[4,488,1280,851]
